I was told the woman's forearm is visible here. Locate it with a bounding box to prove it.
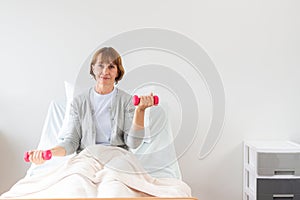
[132,108,145,130]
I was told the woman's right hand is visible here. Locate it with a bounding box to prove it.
[27,150,47,165]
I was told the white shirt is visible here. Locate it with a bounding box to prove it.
[90,87,116,145]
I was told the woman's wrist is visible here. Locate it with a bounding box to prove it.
[50,146,66,157]
[135,107,146,113]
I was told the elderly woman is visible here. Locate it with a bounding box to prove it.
[28,47,154,164]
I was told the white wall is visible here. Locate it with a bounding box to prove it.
[1,0,300,199]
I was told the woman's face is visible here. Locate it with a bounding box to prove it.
[92,54,119,87]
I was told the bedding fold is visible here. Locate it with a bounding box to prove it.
[1,145,191,198]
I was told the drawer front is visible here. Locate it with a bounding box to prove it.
[258,194,300,200]
[257,179,300,197]
[257,153,300,176]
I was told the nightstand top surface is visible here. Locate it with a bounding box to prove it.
[244,140,300,152]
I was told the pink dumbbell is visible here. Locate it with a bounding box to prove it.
[132,95,159,106]
[24,150,52,162]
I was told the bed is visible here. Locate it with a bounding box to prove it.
[0,83,196,199]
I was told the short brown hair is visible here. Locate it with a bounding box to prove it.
[90,47,125,84]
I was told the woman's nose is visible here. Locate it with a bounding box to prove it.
[102,66,109,74]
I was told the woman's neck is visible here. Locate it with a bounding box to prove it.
[95,84,114,95]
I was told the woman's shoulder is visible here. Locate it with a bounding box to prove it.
[72,87,92,103]
[116,87,132,99]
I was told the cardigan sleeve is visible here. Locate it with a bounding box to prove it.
[123,96,145,149]
[57,99,82,155]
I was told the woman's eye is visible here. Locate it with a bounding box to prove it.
[109,65,116,69]
[97,64,104,68]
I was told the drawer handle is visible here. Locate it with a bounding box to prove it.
[273,194,294,199]
[274,170,295,175]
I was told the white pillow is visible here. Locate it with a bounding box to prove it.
[57,81,74,138]
[128,85,182,179]
[131,106,182,179]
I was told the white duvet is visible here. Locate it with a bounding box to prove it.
[1,145,191,198]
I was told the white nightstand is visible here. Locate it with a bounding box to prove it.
[243,140,300,200]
